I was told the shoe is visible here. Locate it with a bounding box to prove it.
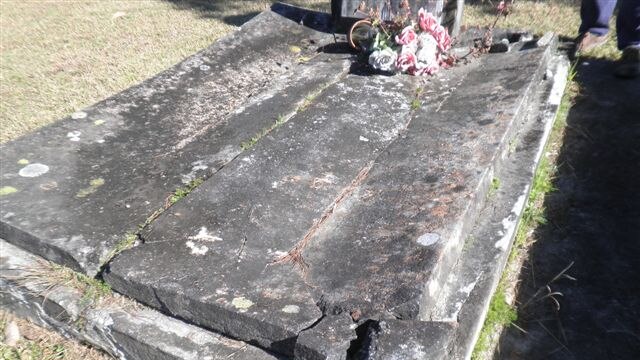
[572,32,608,58]
[614,46,640,79]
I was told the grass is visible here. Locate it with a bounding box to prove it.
[0,0,329,143]
[14,260,112,305]
[0,310,110,360]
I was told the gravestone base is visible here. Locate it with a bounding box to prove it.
[0,4,568,359]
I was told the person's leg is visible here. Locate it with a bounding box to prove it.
[616,0,640,49]
[580,0,618,36]
[614,0,640,78]
[575,0,618,55]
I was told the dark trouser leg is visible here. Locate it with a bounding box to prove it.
[580,0,618,36]
[617,0,640,49]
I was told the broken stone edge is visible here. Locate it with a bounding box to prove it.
[0,239,281,360]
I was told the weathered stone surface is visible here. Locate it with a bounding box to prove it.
[104,72,416,355]
[0,9,341,275]
[0,239,279,360]
[294,314,356,360]
[358,320,456,360]
[105,36,556,357]
[303,42,554,321]
[428,53,569,359]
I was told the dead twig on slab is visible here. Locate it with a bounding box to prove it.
[272,163,373,274]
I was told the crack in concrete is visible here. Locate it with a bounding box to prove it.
[272,162,374,273]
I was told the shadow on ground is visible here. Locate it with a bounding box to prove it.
[496,60,640,359]
[163,0,330,26]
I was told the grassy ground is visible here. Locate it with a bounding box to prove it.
[0,310,110,360]
[0,0,328,143]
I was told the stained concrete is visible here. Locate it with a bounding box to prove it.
[105,73,417,355]
[0,9,341,275]
[105,36,557,357]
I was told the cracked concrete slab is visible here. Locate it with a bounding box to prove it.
[303,43,553,322]
[105,73,417,355]
[105,39,556,357]
[0,9,341,275]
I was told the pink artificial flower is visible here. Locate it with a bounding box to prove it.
[395,26,418,46]
[497,1,506,12]
[418,8,438,33]
[396,46,417,72]
[432,25,452,51]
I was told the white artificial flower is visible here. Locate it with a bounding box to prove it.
[415,33,439,69]
[368,47,398,72]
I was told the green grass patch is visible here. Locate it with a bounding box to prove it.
[472,76,576,359]
[40,263,112,304]
[472,283,518,360]
[0,341,67,360]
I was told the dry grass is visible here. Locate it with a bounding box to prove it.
[0,310,111,360]
[463,0,619,59]
[0,0,329,143]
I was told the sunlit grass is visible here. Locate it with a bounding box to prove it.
[0,0,329,143]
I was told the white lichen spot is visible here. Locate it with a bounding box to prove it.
[428,280,439,296]
[186,240,208,255]
[67,131,81,141]
[459,280,477,295]
[188,227,222,242]
[281,305,300,314]
[417,233,440,246]
[17,159,29,165]
[359,135,370,142]
[93,119,105,126]
[199,64,211,71]
[495,192,528,251]
[71,111,87,119]
[18,163,49,178]
[231,297,254,311]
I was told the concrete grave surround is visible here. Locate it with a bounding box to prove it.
[0,4,568,359]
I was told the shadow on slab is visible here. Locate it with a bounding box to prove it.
[163,0,331,27]
[495,59,640,359]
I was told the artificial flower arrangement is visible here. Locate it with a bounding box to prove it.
[356,7,454,76]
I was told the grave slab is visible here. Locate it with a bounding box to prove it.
[0,8,343,275]
[106,37,556,357]
[303,42,553,322]
[105,73,417,355]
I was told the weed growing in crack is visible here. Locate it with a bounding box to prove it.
[169,177,205,205]
[103,232,138,264]
[488,177,501,198]
[240,114,288,151]
[410,98,422,110]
